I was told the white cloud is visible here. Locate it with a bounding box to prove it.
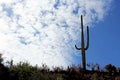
[0,0,112,68]
[0,0,13,4]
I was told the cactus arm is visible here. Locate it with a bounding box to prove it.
[75,45,82,50]
[85,26,89,50]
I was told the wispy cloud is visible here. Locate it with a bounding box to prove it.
[0,0,112,68]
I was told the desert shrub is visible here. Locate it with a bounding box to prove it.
[10,62,41,80]
[1,54,120,80]
[105,64,116,75]
[115,76,120,80]
[90,73,99,80]
[87,63,100,71]
[0,54,10,80]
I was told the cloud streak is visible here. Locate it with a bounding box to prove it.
[0,0,112,68]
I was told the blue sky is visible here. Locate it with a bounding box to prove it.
[0,0,119,68]
[84,0,120,67]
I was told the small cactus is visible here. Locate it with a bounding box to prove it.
[75,15,89,71]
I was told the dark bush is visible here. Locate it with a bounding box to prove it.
[0,53,120,80]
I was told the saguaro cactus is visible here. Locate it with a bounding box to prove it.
[75,15,89,71]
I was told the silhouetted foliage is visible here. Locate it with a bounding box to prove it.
[87,63,100,71]
[0,54,120,80]
[105,64,117,75]
[0,54,9,80]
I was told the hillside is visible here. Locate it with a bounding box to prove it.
[0,54,120,80]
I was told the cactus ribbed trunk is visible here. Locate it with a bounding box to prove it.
[75,15,89,71]
[82,50,86,70]
[81,15,86,70]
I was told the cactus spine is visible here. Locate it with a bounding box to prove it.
[75,15,89,71]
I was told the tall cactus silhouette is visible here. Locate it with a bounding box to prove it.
[75,15,89,71]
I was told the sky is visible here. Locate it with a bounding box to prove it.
[0,0,119,68]
[87,0,120,68]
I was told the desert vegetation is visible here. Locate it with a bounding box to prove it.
[0,54,120,80]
